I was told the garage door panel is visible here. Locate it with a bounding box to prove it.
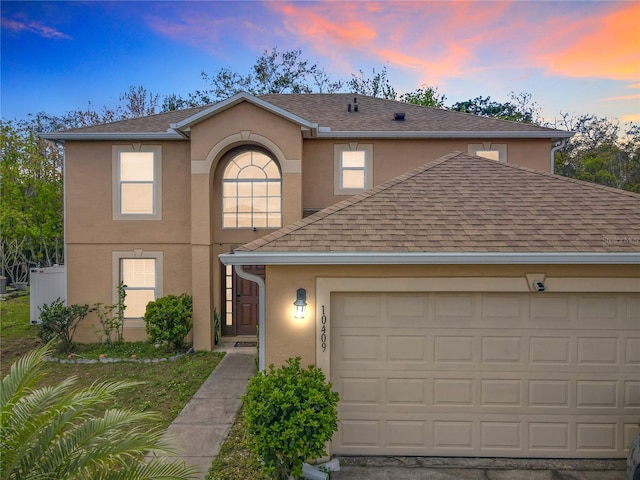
[625,338,640,364]
[628,294,640,322]
[387,335,428,363]
[331,292,638,457]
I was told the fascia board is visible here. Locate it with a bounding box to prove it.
[173,92,318,131]
[315,130,574,139]
[39,132,186,141]
[219,251,640,266]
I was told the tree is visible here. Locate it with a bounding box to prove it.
[177,48,344,107]
[119,85,159,118]
[400,85,447,108]
[348,66,397,99]
[450,91,541,124]
[552,114,640,192]
[0,120,64,271]
[0,344,198,480]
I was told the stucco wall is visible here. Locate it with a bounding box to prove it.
[263,263,640,368]
[302,138,551,210]
[65,141,192,244]
[67,243,192,343]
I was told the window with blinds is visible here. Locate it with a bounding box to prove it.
[121,258,156,318]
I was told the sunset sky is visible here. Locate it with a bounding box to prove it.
[2,1,639,125]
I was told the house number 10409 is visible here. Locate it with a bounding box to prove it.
[321,305,327,352]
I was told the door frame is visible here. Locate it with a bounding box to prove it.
[221,263,264,336]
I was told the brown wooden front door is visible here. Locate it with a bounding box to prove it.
[233,264,264,336]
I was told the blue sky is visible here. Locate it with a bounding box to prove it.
[2,1,639,125]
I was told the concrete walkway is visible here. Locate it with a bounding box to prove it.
[160,345,256,479]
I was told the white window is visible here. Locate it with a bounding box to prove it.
[112,145,162,220]
[334,144,373,195]
[121,259,156,318]
[222,150,281,229]
[112,251,163,324]
[468,143,507,163]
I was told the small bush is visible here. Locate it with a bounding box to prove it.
[243,357,339,479]
[93,281,127,344]
[38,298,90,352]
[143,293,193,350]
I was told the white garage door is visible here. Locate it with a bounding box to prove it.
[331,292,640,457]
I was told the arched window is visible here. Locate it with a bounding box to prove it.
[222,150,282,229]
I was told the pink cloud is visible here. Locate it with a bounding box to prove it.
[268,1,638,86]
[2,14,71,40]
[599,94,640,102]
[536,3,640,81]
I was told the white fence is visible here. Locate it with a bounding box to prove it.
[30,266,65,324]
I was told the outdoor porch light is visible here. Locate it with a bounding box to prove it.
[294,288,307,319]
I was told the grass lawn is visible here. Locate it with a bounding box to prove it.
[1,295,224,428]
[1,294,262,477]
[207,408,264,480]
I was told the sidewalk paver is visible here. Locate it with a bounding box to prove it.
[159,348,256,479]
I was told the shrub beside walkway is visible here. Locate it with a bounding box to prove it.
[157,350,256,479]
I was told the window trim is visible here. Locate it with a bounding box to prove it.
[221,149,282,230]
[334,143,374,195]
[112,250,163,328]
[468,143,507,163]
[112,145,162,220]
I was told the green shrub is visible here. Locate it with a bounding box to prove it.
[243,357,339,479]
[143,294,193,350]
[38,298,90,352]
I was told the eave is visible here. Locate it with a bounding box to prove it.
[219,251,639,266]
[315,129,574,140]
[39,132,187,142]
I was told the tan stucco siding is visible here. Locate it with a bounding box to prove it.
[190,102,303,162]
[65,141,191,244]
[67,243,191,343]
[263,263,639,368]
[302,138,551,210]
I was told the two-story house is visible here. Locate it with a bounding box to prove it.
[44,92,639,459]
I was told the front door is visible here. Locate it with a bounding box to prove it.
[231,264,264,336]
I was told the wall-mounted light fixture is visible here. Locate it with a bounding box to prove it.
[294,288,307,319]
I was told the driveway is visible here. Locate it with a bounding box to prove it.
[330,457,627,480]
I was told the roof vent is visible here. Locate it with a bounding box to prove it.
[394,112,405,121]
[347,103,352,112]
[353,97,359,112]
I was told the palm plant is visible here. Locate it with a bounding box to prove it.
[0,344,198,480]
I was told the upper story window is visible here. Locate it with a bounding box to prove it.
[222,150,282,229]
[468,143,507,163]
[112,145,162,220]
[334,143,374,195]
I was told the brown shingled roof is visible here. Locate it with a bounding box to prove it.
[54,93,566,136]
[260,94,562,134]
[57,104,211,134]
[237,152,640,254]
